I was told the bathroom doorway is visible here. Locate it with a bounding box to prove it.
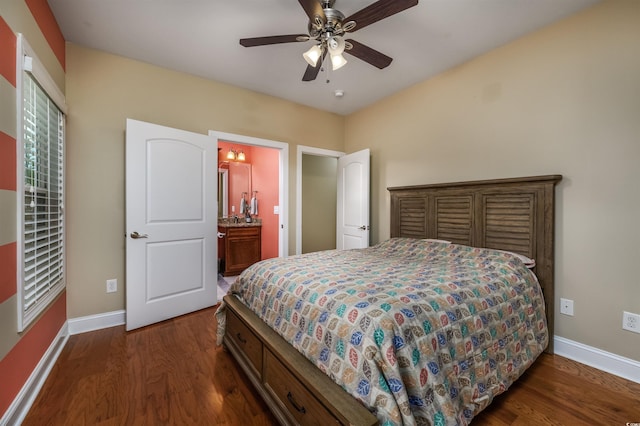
[210,130,288,259]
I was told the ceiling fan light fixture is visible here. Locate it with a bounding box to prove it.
[327,36,347,71]
[238,0,420,82]
[327,36,345,55]
[327,36,347,70]
[330,53,347,70]
[303,44,323,67]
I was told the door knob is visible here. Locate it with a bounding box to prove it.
[358,225,370,230]
[130,231,148,239]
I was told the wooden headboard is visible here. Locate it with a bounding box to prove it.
[388,175,562,353]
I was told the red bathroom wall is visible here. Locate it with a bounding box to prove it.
[250,146,280,260]
[218,141,279,260]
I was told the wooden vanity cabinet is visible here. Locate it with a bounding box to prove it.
[219,225,261,276]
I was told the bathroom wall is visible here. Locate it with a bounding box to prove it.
[218,141,279,261]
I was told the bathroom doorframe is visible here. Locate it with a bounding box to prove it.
[210,130,289,258]
[295,145,344,255]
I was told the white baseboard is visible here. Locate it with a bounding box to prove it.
[67,310,125,335]
[554,335,640,384]
[0,323,69,426]
[1,310,125,425]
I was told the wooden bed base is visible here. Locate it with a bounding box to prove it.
[223,294,378,425]
[223,175,562,425]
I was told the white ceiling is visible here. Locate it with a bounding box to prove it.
[48,0,599,116]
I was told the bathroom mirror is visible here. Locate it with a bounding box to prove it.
[218,168,228,217]
[218,162,251,217]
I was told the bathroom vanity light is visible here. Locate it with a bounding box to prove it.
[226,148,246,161]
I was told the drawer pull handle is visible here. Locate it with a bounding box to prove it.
[287,392,306,414]
[236,333,247,344]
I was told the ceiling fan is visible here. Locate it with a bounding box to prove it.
[239,0,419,81]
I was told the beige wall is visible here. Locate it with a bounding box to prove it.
[301,154,337,253]
[65,44,344,318]
[345,0,640,361]
[65,0,639,363]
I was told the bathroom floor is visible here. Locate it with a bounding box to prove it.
[217,274,237,301]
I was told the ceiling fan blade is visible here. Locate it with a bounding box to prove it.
[298,0,326,24]
[240,34,309,47]
[344,0,418,32]
[344,39,392,69]
[302,64,321,82]
[302,51,327,81]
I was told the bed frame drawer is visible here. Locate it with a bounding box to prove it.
[264,349,340,426]
[226,308,263,378]
[222,295,378,426]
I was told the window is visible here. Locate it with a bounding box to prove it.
[16,35,67,331]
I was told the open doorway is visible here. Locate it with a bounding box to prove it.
[296,146,344,255]
[301,154,337,253]
[210,130,289,258]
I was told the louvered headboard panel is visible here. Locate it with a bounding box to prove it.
[398,198,427,238]
[389,175,562,352]
[482,194,535,258]
[434,196,473,245]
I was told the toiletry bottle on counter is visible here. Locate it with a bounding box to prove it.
[245,208,252,223]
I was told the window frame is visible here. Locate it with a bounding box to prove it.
[16,34,68,332]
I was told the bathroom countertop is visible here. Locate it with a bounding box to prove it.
[218,219,262,228]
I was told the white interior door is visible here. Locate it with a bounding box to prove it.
[337,149,370,250]
[125,119,217,331]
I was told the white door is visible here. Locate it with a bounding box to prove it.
[336,149,370,250]
[125,119,217,331]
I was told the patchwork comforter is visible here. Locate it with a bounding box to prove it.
[217,238,548,425]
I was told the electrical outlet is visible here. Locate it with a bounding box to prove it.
[560,298,574,316]
[106,279,117,293]
[622,311,640,333]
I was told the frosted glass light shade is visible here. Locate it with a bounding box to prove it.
[303,45,322,67]
[330,54,347,70]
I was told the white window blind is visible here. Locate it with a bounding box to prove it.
[22,74,64,311]
[17,34,66,331]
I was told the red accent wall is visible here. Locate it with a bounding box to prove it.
[0,17,17,86]
[0,294,66,415]
[24,0,66,70]
[0,3,67,420]
[0,243,17,304]
[0,19,18,305]
[0,132,17,191]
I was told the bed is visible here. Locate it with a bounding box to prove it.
[217,175,562,425]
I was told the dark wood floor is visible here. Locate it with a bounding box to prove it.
[24,306,640,425]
